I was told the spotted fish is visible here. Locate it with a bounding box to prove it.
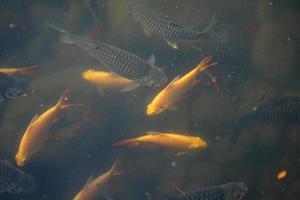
[128,3,227,49]
[48,24,167,91]
[0,72,32,102]
[243,96,300,124]
[0,160,36,194]
[160,182,247,200]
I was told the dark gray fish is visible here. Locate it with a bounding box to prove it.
[0,72,33,102]
[128,3,227,49]
[244,96,300,124]
[48,24,167,91]
[160,182,247,200]
[0,160,36,194]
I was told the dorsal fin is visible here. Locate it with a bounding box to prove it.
[165,75,180,90]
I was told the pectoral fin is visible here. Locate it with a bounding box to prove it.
[120,82,140,92]
[165,40,178,49]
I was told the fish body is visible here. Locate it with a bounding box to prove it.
[15,90,81,166]
[49,24,167,88]
[113,131,207,152]
[244,96,300,124]
[0,65,38,76]
[82,69,138,93]
[147,56,216,116]
[74,159,122,200]
[162,182,247,200]
[0,159,36,194]
[128,4,227,49]
[0,72,32,102]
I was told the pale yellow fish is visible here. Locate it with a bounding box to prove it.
[147,56,217,116]
[82,69,138,93]
[73,158,123,200]
[0,65,39,76]
[113,131,207,152]
[15,90,81,166]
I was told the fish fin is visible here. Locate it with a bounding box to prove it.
[176,151,189,156]
[192,79,201,86]
[29,114,39,125]
[84,175,95,187]
[143,28,152,37]
[19,65,39,75]
[56,90,82,110]
[199,14,217,33]
[170,182,186,195]
[165,40,178,49]
[195,56,218,74]
[166,105,177,111]
[60,34,75,44]
[120,82,140,92]
[204,71,222,95]
[165,75,180,90]
[208,30,228,44]
[189,44,203,52]
[96,86,106,96]
[109,157,124,176]
[113,139,140,148]
[47,23,75,44]
[145,131,163,135]
[147,54,156,66]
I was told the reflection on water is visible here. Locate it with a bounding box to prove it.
[0,0,300,199]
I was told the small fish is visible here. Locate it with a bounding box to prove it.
[48,24,167,89]
[113,131,207,154]
[276,170,287,180]
[147,56,217,116]
[128,3,227,49]
[161,182,247,200]
[15,90,82,166]
[73,158,123,200]
[0,159,36,194]
[0,65,39,76]
[242,96,300,124]
[82,69,139,94]
[0,72,33,102]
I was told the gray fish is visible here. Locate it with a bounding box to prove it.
[0,72,33,102]
[128,3,228,50]
[0,159,36,194]
[48,24,167,91]
[244,96,300,124]
[160,182,247,200]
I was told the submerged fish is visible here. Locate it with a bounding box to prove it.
[0,65,39,76]
[242,96,300,124]
[15,90,81,166]
[147,56,217,116]
[73,158,123,200]
[0,72,32,102]
[160,182,247,200]
[48,24,167,90]
[82,69,137,94]
[128,3,227,49]
[0,159,36,194]
[113,131,207,154]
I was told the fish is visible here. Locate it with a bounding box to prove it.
[0,159,36,194]
[128,3,228,49]
[15,90,82,166]
[0,65,39,76]
[147,56,217,116]
[73,158,123,200]
[276,170,287,180]
[242,96,300,125]
[113,131,207,154]
[159,182,247,200]
[48,24,167,90]
[82,69,139,94]
[0,72,33,102]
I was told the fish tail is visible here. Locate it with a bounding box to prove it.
[113,139,140,148]
[56,90,82,110]
[195,56,218,74]
[47,23,75,44]
[200,14,217,33]
[208,30,229,44]
[19,65,39,75]
[204,71,222,95]
[82,105,106,122]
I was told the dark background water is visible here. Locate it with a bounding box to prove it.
[0,0,300,199]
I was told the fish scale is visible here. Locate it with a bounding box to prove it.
[173,187,224,200]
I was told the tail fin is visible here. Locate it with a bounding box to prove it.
[19,65,39,76]
[204,71,221,95]
[47,23,75,44]
[195,56,218,74]
[200,14,217,33]
[56,90,82,110]
[113,139,140,148]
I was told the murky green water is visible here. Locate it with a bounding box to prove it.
[0,0,300,199]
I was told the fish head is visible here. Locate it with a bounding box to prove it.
[13,172,36,194]
[15,152,28,167]
[146,102,164,116]
[222,182,247,200]
[191,137,207,149]
[6,78,33,98]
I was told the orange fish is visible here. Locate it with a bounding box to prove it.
[147,56,217,116]
[0,65,39,76]
[113,131,207,154]
[276,170,287,180]
[15,90,81,166]
[82,69,139,94]
[73,158,123,200]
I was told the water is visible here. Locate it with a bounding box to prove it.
[0,0,300,199]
